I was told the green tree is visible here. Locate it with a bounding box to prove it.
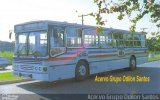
[91,0,160,32]
[147,31,160,51]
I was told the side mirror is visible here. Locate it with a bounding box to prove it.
[9,30,13,39]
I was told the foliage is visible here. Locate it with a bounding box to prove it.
[147,50,160,55]
[146,31,160,51]
[92,0,160,32]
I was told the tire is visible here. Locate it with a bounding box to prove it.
[75,61,89,81]
[129,56,136,71]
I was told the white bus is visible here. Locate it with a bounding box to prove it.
[13,20,147,81]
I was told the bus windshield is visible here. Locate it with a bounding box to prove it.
[15,31,47,57]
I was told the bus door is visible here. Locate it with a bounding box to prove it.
[49,26,66,57]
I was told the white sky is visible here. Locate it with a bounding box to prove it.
[0,0,158,41]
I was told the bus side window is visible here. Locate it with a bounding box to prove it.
[123,34,127,47]
[141,35,146,47]
[99,35,105,48]
[112,32,120,47]
[115,33,124,47]
[119,33,124,47]
[126,34,133,47]
[84,29,98,48]
[67,28,82,47]
[40,33,47,46]
[133,34,141,47]
[108,32,115,47]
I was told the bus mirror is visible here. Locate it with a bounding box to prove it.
[9,30,13,39]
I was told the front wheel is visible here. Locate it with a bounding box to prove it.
[129,56,136,71]
[75,61,89,81]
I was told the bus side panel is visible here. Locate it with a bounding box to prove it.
[89,58,129,74]
[48,64,75,81]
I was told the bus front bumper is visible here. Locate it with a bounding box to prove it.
[13,71,50,81]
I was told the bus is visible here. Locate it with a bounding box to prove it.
[12,20,147,81]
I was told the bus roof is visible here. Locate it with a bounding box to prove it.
[14,20,143,34]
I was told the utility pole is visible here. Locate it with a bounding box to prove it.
[78,14,90,25]
[76,10,90,25]
[140,28,147,34]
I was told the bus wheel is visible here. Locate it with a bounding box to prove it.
[129,56,136,71]
[75,61,89,81]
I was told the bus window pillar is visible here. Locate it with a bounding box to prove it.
[35,34,40,50]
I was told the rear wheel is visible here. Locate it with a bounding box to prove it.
[129,56,136,71]
[75,61,89,81]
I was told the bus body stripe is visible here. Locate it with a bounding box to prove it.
[89,54,117,58]
[48,57,76,60]
[46,52,145,60]
[14,52,145,61]
[126,52,145,55]
[88,52,145,58]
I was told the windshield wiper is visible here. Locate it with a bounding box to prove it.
[15,44,26,57]
[33,51,42,58]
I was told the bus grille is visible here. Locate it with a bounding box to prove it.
[21,65,34,71]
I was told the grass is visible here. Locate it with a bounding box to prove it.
[0,51,13,64]
[0,72,23,82]
[147,51,160,61]
[148,55,160,62]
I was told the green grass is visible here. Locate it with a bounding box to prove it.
[0,51,13,64]
[147,50,160,61]
[148,55,160,62]
[0,72,23,82]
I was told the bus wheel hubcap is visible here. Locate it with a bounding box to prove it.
[79,65,86,76]
[131,59,135,67]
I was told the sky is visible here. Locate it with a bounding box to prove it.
[0,0,159,41]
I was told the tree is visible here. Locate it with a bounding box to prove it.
[146,31,160,51]
[91,0,160,32]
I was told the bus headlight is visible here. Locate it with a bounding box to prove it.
[43,67,47,72]
[35,67,38,71]
[35,66,47,72]
[39,67,42,71]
